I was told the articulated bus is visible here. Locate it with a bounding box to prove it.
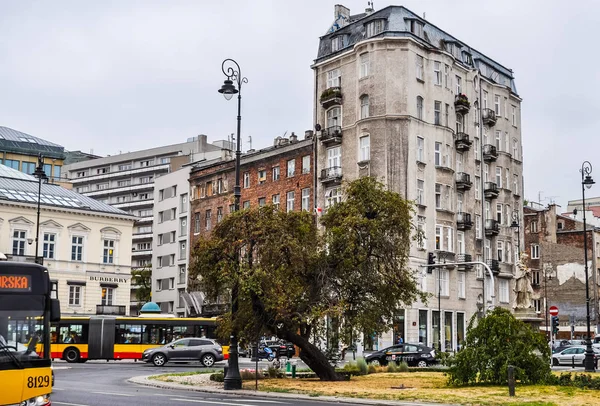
[0,261,60,406]
[50,316,226,363]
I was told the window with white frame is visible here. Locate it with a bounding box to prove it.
[417,179,425,206]
[326,68,340,88]
[180,218,187,236]
[497,241,504,262]
[435,184,441,209]
[101,287,114,306]
[434,101,441,125]
[496,167,502,187]
[417,216,426,249]
[359,53,370,78]
[483,90,488,109]
[243,172,250,188]
[484,163,489,182]
[71,236,84,261]
[302,155,311,174]
[326,106,341,128]
[475,214,482,239]
[513,174,519,194]
[416,96,423,120]
[408,19,423,37]
[286,191,295,212]
[103,239,115,264]
[511,105,517,126]
[366,19,384,37]
[456,114,463,133]
[272,166,280,181]
[455,75,462,94]
[476,254,483,278]
[499,279,509,303]
[258,169,266,184]
[531,220,538,233]
[360,95,370,119]
[434,61,441,85]
[475,176,481,200]
[438,269,449,296]
[474,137,480,160]
[485,238,491,260]
[506,242,512,264]
[512,138,519,160]
[331,36,343,52]
[457,192,464,212]
[444,64,449,88]
[458,271,466,299]
[179,241,186,260]
[416,55,424,80]
[456,153,463,173]
[69,285,82,306]
[43,233,56,259]
[457,231,465,254]
[287,159,295,177]
[445,227,454,252]
[272,194,280,209]
[435,225,442,250]
[327,146,341,173]
[434,142,441,166]
[325,187,342,209]
[444,144,451,168]
[505,168,510,190]
[359,135,370,161]
[495,130,502,150]
[531,244,540,259]
[417,136,424,162]
[494,95,500,116]
[533,298,542,313]
[496,203,503,224]
[12,230,26,256]
[445,185,453,211]
[301,188,310,211]
[504,205,511,226]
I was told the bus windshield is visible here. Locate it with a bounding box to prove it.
[0,304,50,370]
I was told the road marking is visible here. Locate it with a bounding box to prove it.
[91,391,134,397]
[236,401,286,404]
[53,402,90,406]
[171,399,258,406]
[52,366,71,370]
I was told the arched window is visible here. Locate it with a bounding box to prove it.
[326,107,341,129]
[416,96,424,120]
[360,95,369,119]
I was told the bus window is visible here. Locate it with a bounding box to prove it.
[50,325,57,344]
[142,325,173,344]
[172,325,194,339]
[116,324,142,344]
[59,324,87,344]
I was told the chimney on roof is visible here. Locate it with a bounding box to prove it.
[289,132,298,143]
[334,5,350,28]
[274,136,282,147]
[304,130,314,140]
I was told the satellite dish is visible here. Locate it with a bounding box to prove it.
[315,124,322,131]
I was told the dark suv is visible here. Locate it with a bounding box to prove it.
[365,343,436,367]
[142,338,224,367]
[260,340,295,358]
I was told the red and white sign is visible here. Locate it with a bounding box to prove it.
[549,306,559,316]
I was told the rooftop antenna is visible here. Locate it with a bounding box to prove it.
[282,130,288,138]
[423,12,426,19]
[368,1,374,10]
[248,136,252,150]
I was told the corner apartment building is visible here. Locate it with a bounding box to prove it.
[185,134,314,315]
[63,136,225,314]
[312,5,525,351]
[0,165,134,316]
[524,203,600,337]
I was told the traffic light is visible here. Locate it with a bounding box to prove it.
[427,252,436,274]
[551,316,559,335]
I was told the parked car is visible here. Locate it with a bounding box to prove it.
[142,337,224,367]
[261,340,295,358]
[365,343,436,367]
[552,345,600,366]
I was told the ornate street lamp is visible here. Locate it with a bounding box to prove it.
[218,58,247,390]
[33,155,48,265]
[580,161,595,372]
[510,211,521,259]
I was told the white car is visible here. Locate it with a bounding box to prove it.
[552,345,599,366]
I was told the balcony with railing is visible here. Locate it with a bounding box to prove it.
[482,108,497,126]
[455,172,472,191]
[486,259,500,274]
[457,212,473,231]
[319,87,342,109]
[454,132,472,152]
[319,167,342,184]
[318,125,343,146]
[454,94,470,114]
[484,181,499,199]
[96,305,126,315]
[484,219,500,236]
[483,144,498,162]
[456,253,473,270]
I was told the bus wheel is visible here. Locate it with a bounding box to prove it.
[201,354,215,367]
[152,353,167,367]
[64,348,80,363]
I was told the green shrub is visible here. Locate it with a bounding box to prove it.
[357,358,368,375]
[209,372,224,382]
[367,364,377,374]
[397,361,409,372]
[386,362,398,373]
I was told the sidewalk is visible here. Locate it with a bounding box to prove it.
[128,374,457,406]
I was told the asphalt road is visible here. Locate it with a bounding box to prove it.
[51,359,354,406]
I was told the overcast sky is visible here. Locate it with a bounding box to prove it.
[1,0,598,209]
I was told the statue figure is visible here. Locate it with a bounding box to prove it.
[513,253,534,310]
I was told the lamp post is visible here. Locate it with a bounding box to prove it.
[218,58,247,390]
[510,211,521,259]
[32,155,48,265]
[580,161,595,372]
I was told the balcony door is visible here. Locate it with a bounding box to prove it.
[327,147,341,175]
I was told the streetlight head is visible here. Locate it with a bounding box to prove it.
[218,79,238,100]
[510,220,519,228]
[584,175,595,189]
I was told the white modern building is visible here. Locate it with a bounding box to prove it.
[313,5,524,351]
[0,165,135,316]
[63,136,226,314]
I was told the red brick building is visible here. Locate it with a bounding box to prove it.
[523,203,599,339]
[188,134,315,247]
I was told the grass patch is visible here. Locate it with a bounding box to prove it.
[150,369,216,382]
[246,371,600,406]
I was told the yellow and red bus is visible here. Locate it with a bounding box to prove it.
[50,315,227,362]
[0,261,61,406]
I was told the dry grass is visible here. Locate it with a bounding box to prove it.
[242,372,600,406]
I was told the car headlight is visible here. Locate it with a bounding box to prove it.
[20,394,51,406]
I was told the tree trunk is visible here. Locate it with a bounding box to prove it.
[280,330,344,381]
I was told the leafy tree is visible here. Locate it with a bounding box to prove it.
[131,266,152,305]
[189,177,422,380]
[447,307,551,385]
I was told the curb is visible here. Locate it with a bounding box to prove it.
[128,375,456,406]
